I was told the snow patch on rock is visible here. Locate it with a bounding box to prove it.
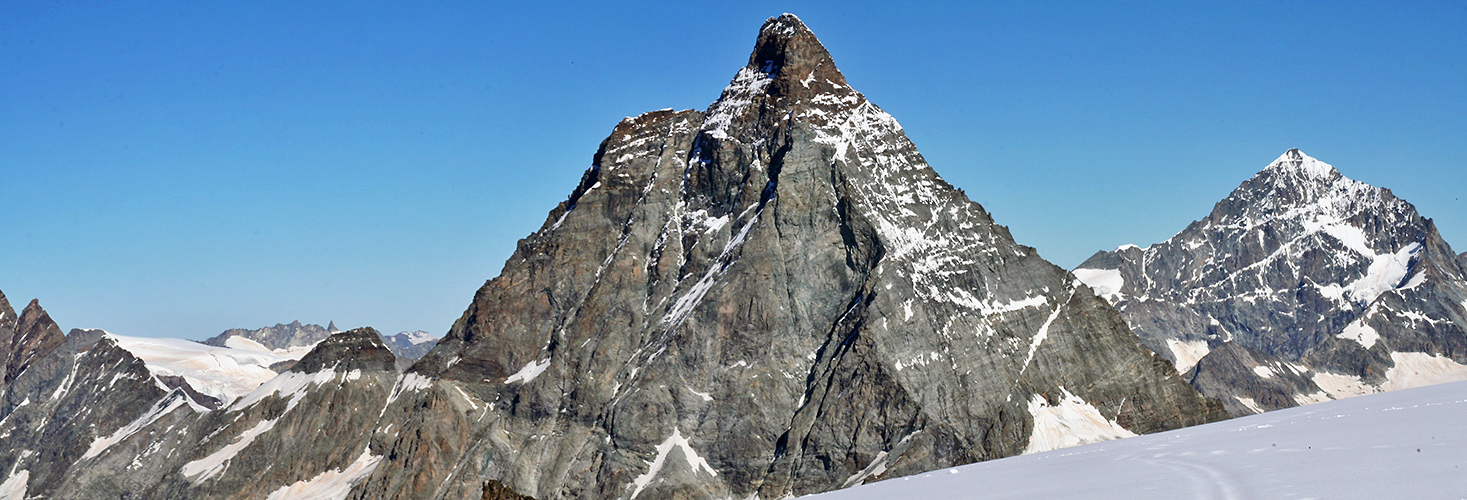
[182,418,277,482]
[1337,317,1380,349]
[629,428,717,499]
[0,470,26,500]
[1345,243,1421,304]
[1073,268,1125,303]
[1312,352,1467,400]
[264,447,383,500]
[505,358,550,384]
[1022,387,1136,454]
[228,369,345,413]
[83,393,189,459]
[1164,339,1210,374]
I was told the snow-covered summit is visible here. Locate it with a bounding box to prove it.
[1076,150,1467,417]
[1262,148,1338,179]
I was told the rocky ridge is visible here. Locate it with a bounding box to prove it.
[1076,150,1467,415]
[203,320,338,352]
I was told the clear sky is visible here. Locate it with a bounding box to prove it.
[4,1,1465,340]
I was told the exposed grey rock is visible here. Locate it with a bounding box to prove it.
[5,299,66,384]
[0,288,15,331]
[295,327,397,373]
[1185,341,1323,415]
[202,320,334,351]
[1077,149,1467,416]
[352,14,1223,500]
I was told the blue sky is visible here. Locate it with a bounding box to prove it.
[3,1,1465,339]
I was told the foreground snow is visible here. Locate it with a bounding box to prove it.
[808,380,1467,499]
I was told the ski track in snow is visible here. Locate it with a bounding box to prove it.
[804,380,1467,500]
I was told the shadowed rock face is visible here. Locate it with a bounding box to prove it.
[1077,150,1467,416]
[355,14,1223,500]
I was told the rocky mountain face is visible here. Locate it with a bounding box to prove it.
[348,14,1222,500]
[1076,150,1467,416]
[203,320,337,351]
[380,330,439,361]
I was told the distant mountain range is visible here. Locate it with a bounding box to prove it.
[203,321,439,365]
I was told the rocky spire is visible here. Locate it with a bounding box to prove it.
[0,289,15,381]
[6,299,66,383]
[0,288,15,330]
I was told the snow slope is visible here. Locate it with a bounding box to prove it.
[806,380,1467,499]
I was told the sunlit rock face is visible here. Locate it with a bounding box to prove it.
[1077,150,1467,416]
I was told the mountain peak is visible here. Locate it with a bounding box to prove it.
[702,14,852,141]
[290,327,396,373]
[7,299,65,382]
[0,288,14,328]
[747,13,846,91]
[1263,148,1338,180]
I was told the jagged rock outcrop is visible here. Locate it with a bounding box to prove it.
[4,299,66,384]
[203,320,335,351]
[351,14,1223,500]
[1077,150,1467,416]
